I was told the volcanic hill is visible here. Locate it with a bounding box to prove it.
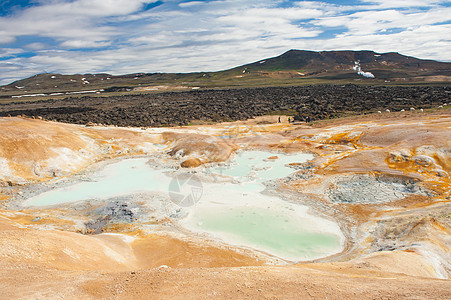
[1,50,450,100]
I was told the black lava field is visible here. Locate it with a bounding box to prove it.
[0,85,449,127]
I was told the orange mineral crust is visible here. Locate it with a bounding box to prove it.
[0,113,450,299]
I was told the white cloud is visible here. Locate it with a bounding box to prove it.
[32,0,157,18]
[0,58,45,85]
[314,6,451,35]
[0,30,16,44]
[178,1,205,8]
[0,0,158,46]
[0,48,23,57]
[60,40,111,48]
[359,0,447,9]
[0,0,450,85]
[25,42,47,50]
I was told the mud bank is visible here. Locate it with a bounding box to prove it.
[14,151,344,262]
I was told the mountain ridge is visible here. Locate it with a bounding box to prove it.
[237,49,450,74]
[1,49,450,100]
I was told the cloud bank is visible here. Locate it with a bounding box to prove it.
[0,0,450,85]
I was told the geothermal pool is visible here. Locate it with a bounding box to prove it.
[23,151,344,261]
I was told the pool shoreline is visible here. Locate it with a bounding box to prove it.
[15,150,347,263]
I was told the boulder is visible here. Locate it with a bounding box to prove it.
[181,158,202,168]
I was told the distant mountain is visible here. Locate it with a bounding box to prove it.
[1,50,450,100]
[239,49,449,72]
[229,50,451,79]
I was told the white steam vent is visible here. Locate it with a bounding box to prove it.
[353,61,375,78]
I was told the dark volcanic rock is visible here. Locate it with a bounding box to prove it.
[0,85,449,127]
[84,201,136,234]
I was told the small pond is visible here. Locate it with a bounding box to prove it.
[23,151,344,262]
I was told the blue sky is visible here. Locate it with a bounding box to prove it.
[0,0,450,85]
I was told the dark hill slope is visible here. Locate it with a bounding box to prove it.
[235,50,450,75]
[1,50,450,100]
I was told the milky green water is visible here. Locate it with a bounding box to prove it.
[211,150,313,181]
[22,151,344,261]
[191,206,342,261]
[23,158,172,207]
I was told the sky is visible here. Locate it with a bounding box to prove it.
[0,0,450,85]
